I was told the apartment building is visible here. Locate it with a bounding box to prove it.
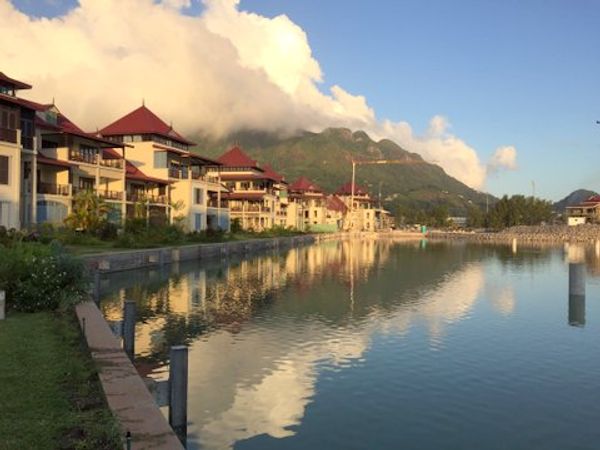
[336,182,376,231]
[261,164,289,228]
[99,105,229,231]
[212,146,280,231]
[288,176,327,230]
[0,72,36,229]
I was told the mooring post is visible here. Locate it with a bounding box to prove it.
[569,263,586,297]
[511,238,518,254]
[0,290,5,321]
[169,345,188,443]
[123,300,136,360]
[568,262,586,327]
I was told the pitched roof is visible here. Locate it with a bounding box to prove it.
[99,105,194,146]
[262,164,286,183]
[336,181,370,196]
[568,195,600,208]
[326,195,348,213]
[217,146,260,168]
[125,160,168,185]
[290,176,322,193]
[0,72,32,90]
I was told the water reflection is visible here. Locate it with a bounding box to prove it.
[99,239,600,450]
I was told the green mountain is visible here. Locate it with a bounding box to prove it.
[192,128,492,215]
[553,189,597,213]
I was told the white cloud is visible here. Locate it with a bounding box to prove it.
[0,0,516,189]
[488,145,518,174]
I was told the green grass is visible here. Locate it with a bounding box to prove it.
[0,312,121,450]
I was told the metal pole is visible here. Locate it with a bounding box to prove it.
[123,300,136,361]
[169,345,188,443]
[350,160,356,231]
[0,290,5,321]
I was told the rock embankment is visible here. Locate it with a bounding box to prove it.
[430,225,600,243]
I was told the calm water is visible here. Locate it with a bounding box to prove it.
[100,239,600,450]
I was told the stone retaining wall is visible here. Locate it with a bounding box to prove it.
[82,233,349,273]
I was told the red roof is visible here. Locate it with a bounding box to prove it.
[125,161,168,185]
[99,105,195,146]
[217,146,260,168]
[569,195,600,208]
[0,72,32,90]
[290,176,322,193]
[336,182,370,196]
[326,195,348,213]
[37,155,76,169]
[262,164,285,183]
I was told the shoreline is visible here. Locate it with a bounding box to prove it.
[429,224,600,244]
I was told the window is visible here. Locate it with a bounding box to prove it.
[194,188,204,205]
[194,213,203,231]
[154,152,167,168]
[0,155,8,184]
[314,210,318,218]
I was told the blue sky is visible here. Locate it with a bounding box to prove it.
[10,0,600,200]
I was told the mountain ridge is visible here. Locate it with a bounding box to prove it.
[192,127,492,215]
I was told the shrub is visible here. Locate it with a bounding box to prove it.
[230,218,242,234]
[0,241,87,312]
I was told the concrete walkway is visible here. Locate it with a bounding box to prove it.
[75,301,183,450]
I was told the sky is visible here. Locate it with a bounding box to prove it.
[4,0,600,201]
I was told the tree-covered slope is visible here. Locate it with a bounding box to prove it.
[193,128,492,215]
[553,189,597,213]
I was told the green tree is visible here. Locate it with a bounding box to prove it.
[64,191,109,232]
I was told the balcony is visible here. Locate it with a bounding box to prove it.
[127,192,168,204]
[169,167,188,179]
[99,158,123,169]
[69,151,97,165]
[97,190,123,201]
[207,199,228,208]
[0,127,17,144]
[37,182,70,197]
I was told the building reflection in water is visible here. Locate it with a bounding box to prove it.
[100,239,573,450]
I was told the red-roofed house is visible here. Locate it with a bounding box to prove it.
[335,181,376,231]
[325,195,347,230]
[566,196,600,225]
[210,146,279,231]
[289,176,326,229]
[100,105,229,231]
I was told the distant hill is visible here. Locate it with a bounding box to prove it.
[192,128,493,215]
[553,189,598,212]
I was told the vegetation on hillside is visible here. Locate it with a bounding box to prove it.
[191,128,493,217]
[553,189,597,213]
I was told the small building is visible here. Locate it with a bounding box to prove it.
[325,195,347,231]
[566,195,600,226]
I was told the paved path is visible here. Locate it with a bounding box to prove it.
[76,301,184,450]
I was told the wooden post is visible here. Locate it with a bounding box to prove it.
[123,300,136,361]
[169,345,188,444]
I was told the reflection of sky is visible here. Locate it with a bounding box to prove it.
[99,241,600,450]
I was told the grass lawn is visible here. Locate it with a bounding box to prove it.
[0,312,121,450]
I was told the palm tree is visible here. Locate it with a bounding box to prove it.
[65,190,110,231]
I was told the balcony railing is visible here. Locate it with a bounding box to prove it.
[97,190,123,201]
[207,200,228,208]
[169,167,189,179]
[127,192,168,204]
[37,182,70,196]
[69,151,97,165]
[0,127,17,144]
[99,158,123,169]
